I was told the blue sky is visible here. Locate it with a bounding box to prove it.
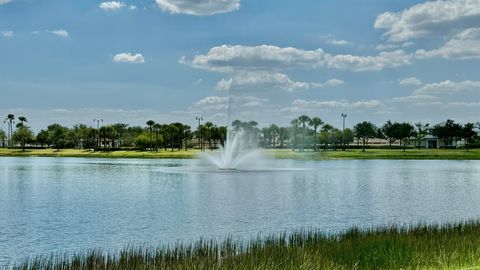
[1,0,480,131]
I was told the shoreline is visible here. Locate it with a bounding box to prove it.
[11,220,480,269]
[1,148,480,160]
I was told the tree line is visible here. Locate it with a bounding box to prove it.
[2,113,479,151]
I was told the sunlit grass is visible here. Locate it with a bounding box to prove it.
[1,148,480,160]
[12,221,480,270]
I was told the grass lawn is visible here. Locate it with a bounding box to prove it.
[1,148,480,160]
[269,148,480,160]
[14,221,480,269]
[0,148,200,159]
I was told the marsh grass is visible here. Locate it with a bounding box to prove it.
[13,221,480,269]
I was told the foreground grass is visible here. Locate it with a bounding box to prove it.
[1,148,480,160]
[14,221,480,270]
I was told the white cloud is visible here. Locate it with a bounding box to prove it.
[416,28,480,59]
[46,29,69,38]
[113,52,145,64]
[187,45,326,72]
[155,0,240,16]
[215,72,344,92]
[374,0,480,42]
[399,77,423,86]
[129,5,137,10]
[375,42,413,51]
[192,96,267,112]
[184,45,412,73]
[99,1,126,10]
[286,99,385,113]
[0,0,12,4]
[324,50,412,71]
[1,31,13,38]
[414,80,480,95]
[326,38,350,46]
[390,95,439,103]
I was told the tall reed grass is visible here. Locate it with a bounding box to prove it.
[13,221,480,269]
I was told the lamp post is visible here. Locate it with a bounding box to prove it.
[196,116,203,151]
[93,119,103,148]
[341,113,347,132]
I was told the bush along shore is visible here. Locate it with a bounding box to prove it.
[12,221,480,270]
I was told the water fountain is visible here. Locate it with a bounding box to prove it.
[201,130,264,170]
[201,91,265,170]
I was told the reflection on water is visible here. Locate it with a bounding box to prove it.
[1,157,480,265]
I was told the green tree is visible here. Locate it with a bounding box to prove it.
[342,128,355,149]
[461,123,477,151]
[47,124,70,150]
[135,132,151,150]
[353,121,377,151]
[308,117,324,152]
[4,114,15,146]
[269,124,279,148]
[430,120,462,148]
[414,122,430,149]
[394,122,415,151]
[153,123,162,151]
[278,127,290,149]
[12,124,34,151]
[0,129,6,148]
[146,120,156,151]
[297,115,311,151]
[381,120,396,147]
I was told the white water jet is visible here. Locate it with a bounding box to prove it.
[201,130,264,170]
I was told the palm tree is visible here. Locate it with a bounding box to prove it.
[18,116,27,125]
[153,123,162,152]
[4,114,15,147]
[297,115,311,151]
[146,120,155,151]
[308,117,323,152]
[290,118,300,151]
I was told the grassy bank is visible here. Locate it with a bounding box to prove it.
[1,148,480,160]
[14,221,480,270]
[270,148,480,160]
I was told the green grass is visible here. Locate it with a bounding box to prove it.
[0,148,199,159]
[269,148,480,160]
[13,221,480,269]
[1,148,480,160]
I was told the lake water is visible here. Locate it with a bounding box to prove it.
[1,157,480,265]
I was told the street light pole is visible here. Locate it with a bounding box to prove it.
[196,116,203,151]
[341,113,347,132]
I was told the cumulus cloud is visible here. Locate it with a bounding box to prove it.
[215,72,344,92]
[399,77,422,86]
[113,52,145,63]
[184,45,412,72]
[374,0,480,42]
[390,95,440,103]
[326,38,350,46]
[155,0,240,16]
[192,96,267,112]
[416,28,480,59]
[1,31,13,38]
[99,1,126,10]
[414,80,480,95]
[286,99,385,113]
[324,50,412,71]
[46,29,69,38]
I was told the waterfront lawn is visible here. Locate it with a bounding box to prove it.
[1,148,480,160]
[14,221,480,270]
[270,148,480,160]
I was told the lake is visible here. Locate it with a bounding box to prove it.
[1,157,480,265]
